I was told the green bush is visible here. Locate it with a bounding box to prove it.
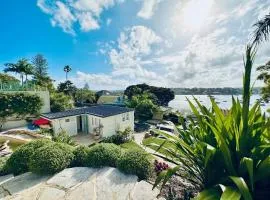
[71,145,90,167]
[0,157,9,176]
[86,143,122,168]
[51,130,76,146]
[6,139,51,175]
[29,143,74,174]
[117,150,153,180]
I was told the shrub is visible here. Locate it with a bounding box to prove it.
[117,150,153,180]
[71,145,90,167]
[5,139,51,175]
[102,127,133,145]
[86,143,122,168]
[29,142,74,174]
[51,130,76,146]
[0,157,9,176]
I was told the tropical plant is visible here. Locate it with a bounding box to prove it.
[256,60,270,103]
[252,12,270,47]
[4,59,33,85]
[149,46,270,199]
[64,65,72,80]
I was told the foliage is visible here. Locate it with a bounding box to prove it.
[119,141,145,152]
[117,149,153,180]
[150,46,270,199]
[252,12,270,47]
[71,145,89,167]
[0,73,19,84]
[124,83,175,106]
[64,65,72,80]
[4,58,33,85]
[74,88,96,104]
[57,80,77,97]
[0,157,9,176]
[31,54,54,91]
[29,142,74,174]
[103,127,133,145]
[126,92,158,120]
[50,92,73,112]
[256,60,270,103]
[85,143,122,168]
[50,130,76,146]
[0,93,43,130]
[5,139,51,175]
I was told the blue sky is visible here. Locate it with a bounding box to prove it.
[1,0,270,90]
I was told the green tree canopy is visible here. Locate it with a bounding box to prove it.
[50,92,73,112]
[0,73,20,84]
[57,80,77,97]
[4,59,33,85]
[124,83,174,106]
[74,88,96,104]
[257,60,270,102]
[126,92,158,120]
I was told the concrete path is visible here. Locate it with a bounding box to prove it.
[0,167,164,200]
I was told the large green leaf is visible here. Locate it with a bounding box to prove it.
[239,157,254,191]
[220,185,241,200]
[230,176,253,200]
[255,156,270,182]
[193,188,221,200]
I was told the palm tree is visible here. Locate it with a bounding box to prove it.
[252,12,270,47]
[4,59,32,85]
[64,65,72,80]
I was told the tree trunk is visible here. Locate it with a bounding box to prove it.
[66,72,68,81]
[21,74,24,86]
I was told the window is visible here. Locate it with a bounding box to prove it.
[95,118,98,125]
[65,119,70,122]
[122,114,125,122]
[99,119,101,126]
[92,117,94,125]
[126,113,129,120]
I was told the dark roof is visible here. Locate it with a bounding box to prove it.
[42,105,134,120]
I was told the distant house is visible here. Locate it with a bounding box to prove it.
[41,105,134,138]
[97,95,125,106]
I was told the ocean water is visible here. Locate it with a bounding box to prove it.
[169,95,270,116]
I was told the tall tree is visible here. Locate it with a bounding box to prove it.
[64,65,72,80]
[57,80,77,97]
[257,60,270,102]
[4,58,33,85]
[32,54,48,77]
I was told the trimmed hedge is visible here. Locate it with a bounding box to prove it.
[117,150,153,180]
[72,145,89,167]
[5,139,51,175]
[85,143,122,168]
[29,143,74,174]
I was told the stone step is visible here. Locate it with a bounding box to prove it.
[130,180,161,200]
[0,172,51,198]
[0,174,14,185]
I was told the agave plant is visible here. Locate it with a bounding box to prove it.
[148,45,270,200]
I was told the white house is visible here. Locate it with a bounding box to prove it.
[41,105,134,138]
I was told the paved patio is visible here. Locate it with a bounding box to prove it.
[72,134,101,146]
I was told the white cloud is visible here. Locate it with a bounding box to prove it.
[106,18,112,26]
[137,0,162,19]
[37,0,124,35]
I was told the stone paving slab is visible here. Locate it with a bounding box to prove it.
[0,167,162,200]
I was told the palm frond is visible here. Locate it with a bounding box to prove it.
[252,13,270,47]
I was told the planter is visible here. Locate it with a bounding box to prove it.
[94,134,101,140]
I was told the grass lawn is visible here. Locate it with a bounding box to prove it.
[142,137,177,158]
[120,141,154,159]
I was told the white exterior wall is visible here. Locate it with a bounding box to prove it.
[100,111,134,138]
[51,116,78,136]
